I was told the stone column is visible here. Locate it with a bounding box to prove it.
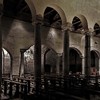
[56,53,61,75]
[10,57,13,80]
[41,53,44,74]
[2,51,5,74]
[99,59,100,75]
[82,56,85,75]
[43,49,50,74]
[84,32,91,77]
[62,27,69,76]
[33,15,42,95]
[0,4,2,98]
[19,49,26,77]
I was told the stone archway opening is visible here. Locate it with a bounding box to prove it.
[72,15,88,32]
[69,48,82,74]
[24,45,49,76]
[72,16,82,31]
[43,7,62,29]
[44,49,57,74]
[24,45,34,76]
[43,6,67,53]
[94,22,100,36]
[90,50,100,75]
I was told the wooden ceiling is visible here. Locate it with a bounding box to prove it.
[3,0,32,22]
[44,7,62,29]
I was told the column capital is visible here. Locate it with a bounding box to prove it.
[80,56,85,59]
[80,29,91,36]
[84,31,90,35]
[61,22,72,31]
[20,49,27,53]
[57,53,62,56]
[32,15,43,25]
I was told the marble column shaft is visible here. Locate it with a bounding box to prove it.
[19,49,26,77]
[63,29,69,76]
[56,54,61,75]
[0,5,2,98]
[33,18,42,94]
[85,33,91,76]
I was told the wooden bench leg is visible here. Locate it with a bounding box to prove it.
[4,81,7,95]
[14,84,19,97]
[27,80,30,93]
[9,82,13,98]
[23,85,27,100]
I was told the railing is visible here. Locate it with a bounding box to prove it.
[2,74,100,100]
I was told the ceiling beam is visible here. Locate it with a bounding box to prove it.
[15,0,24,11]
[44,9,54,16]
[53,13,60,20]
[52,19,61,24]
[18,5,28,14]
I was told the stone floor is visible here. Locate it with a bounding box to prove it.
[1,94,9,100]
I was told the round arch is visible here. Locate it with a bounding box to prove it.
[72,14,88,31]
[91,50,100,58]
[25,0,36,21]
[44,48,57,74]
[94,21,100,35]
[69,47,82,74]
[43,4,67,27]
[24,45,51,75]
[43,5,67,53]
[70,47,82,58]
[90,50,100,74]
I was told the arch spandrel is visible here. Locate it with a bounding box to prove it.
[42,4,67,53]
[46,28,63,53]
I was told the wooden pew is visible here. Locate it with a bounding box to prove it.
[42,74,100,100]
[2,74,10,84]
[18,77,34,93]
[4,80,27,99]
